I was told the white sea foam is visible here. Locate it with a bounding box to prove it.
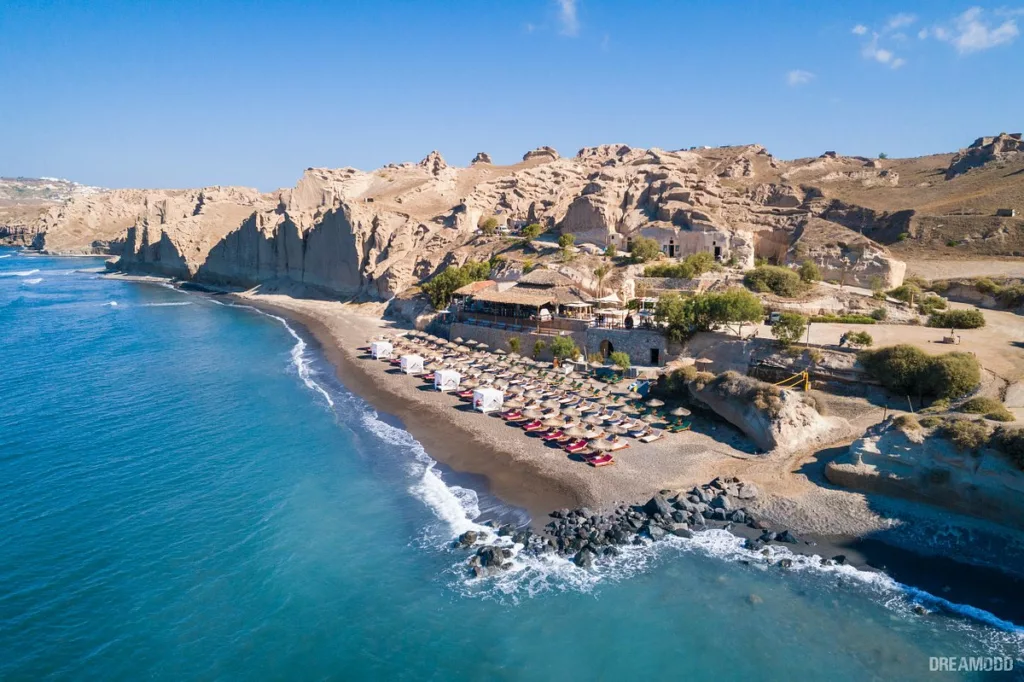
[106,301,118,307]
[0,253,12,258]
[141,301,192,307]
[1,269,40,277]
[21,278,42,285]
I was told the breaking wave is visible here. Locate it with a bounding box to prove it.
[141,302,192,307]
[1,269,40,277]
[21,278,43,285]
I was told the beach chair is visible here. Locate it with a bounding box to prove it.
[501,410,523,421]
[586,453,615,467]
[563,439,589,453]
[628,426,651,439]
[541,429,565,441]
[522,420,545,432]
[639,430,665,444]
[667,420,692,433]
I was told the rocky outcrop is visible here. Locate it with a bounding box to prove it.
[471,152,492,164]
[946,133,1023,179]
[689,372,850,453]
[826,419,1024,530]
[522,146,559,162]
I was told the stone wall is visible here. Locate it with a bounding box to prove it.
[584,328,669,367]
[449,322,586,362]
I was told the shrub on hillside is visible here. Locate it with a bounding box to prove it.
[629,237,662,263]
[992,427,1024,470]
[609,351,631,370]
[893,414,921,431]
[960,396,1015,422]
[927,309,986,329]
[798,260,820,283]
[644,252,719,279]
[943,419,991,452]
[918,294,947,315]
[479,216,499,235]
[811,314,876,324]
[771,312,808,346]
[858,345,981,400]
[887,283,922,304]
[846,331,874,347]
[744,266,806,297]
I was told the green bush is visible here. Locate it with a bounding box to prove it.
[859,345,981,400]
[608,351,631,370]
[917,294,947,315]
[532,339,546,359]
[870,307,888,321]
[644,252,719,279]
[960,396,1015,422]
[655,289,763,342]
[521,223,543,240]
[771,312,808,346]
[744,266,806,297]
[479,216,499,235]
[943,419,991,452]
[996,284,1024,308]
[887,284,921,304]
[557,233,575,249]
[422,260,491,309]
[508,336,521,355]
[629,237,662,263]
[893,414,921,431]
[798,260,821,283]
[604,244,618,259]
[927,309,986,329]
[846,331,874,347]
[549,335,577,360]
[991,427,1024,470]
[920,415,945,429]
[810,314,876,324]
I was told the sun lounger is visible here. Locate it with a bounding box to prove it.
[501,410,523,421]
[522,421,545,432]
[564,439,589,453]
[586,454,615,467]
[639,430,665,444]
[667,420,692,433]
[541,430,565,441]
[628,427,651,439]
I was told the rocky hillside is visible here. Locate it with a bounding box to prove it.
[0,177,105,247]
[6,134,1022,298]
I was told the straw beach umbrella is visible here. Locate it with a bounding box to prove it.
[670,407,691,418]
[646,398,665,409]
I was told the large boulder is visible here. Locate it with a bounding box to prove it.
[946,133,1023,179]
[689,372,851,453]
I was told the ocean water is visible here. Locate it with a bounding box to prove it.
[1,246,1022,681]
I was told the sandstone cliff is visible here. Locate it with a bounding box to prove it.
[827,418,1024,530]
[14,135,1022,298]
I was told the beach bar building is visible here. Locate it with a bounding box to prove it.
[434,369,461,392]
[472,387,504,414]
[400,354,425,375]
[370,340,393,359]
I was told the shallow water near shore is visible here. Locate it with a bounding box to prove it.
[1,247,1022,681]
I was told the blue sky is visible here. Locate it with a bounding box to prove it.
[1,0,1021,190]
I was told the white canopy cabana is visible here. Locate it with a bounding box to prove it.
[400,354,425,374]
[472,387,504,413]
[434,369,461,392]
[370,340,393,359]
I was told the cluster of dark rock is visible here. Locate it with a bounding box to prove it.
[455,476,838,578]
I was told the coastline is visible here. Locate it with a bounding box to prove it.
[97,272,1024,626]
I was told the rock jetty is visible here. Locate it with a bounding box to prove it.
[455,476,834,577]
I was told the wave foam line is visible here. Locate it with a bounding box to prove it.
[0,269,40,277]
[21,278,42,285]
[141,302,192,307]
[0,254,12,258]
[210,300,334,408]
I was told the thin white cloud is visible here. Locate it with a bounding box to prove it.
[918,28,929,39]
[940,6,1020,54]
[891,57,907,68]
[886,13,917,31]
[852,24,868,35]
[862,36,894,64]
[786,69,815,86]
[555,0,579,36]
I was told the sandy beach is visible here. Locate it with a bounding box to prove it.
[232,291,1020,544]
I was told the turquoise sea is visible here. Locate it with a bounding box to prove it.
[1,246,1022,681]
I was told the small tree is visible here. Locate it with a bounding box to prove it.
[798,260,821,283]
[549,335,578,361]
[712,288,765,337]
[508,336,521,355]
[868,275,885,294]
[847,330,873,347]
[771,312,808,346]
[604,243,618,259]
[557,233,575,250]
[593,263,611,297]
[532,339,546,359]
[521,223,542,240]
[479,216,499,235]
[609,351,631,370]
[587,352,605,364]
[629,236,662,263]
[878,152,889,160]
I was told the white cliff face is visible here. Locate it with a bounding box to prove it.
[26,142,919,298]
[827,420,1024,530]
